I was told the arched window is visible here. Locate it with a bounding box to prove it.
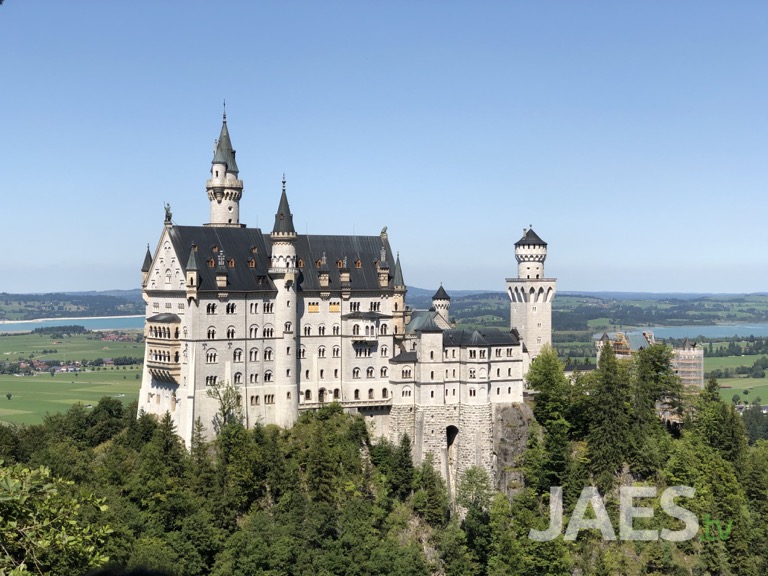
[367,367,374,378]
[305,390,312,401]
[207,327,216,339]
[227,326,235,339]
[381,345,388,357]
[285,322,292,333]
[264,348,273,361]
[249,373,258,384]
[249,348,259,361]
[354,389,360,400]
[234,372,242,384]
[402,368,412,378]
[368,388,374,399]
[382,388,388,398]
[381,367,388,378]
[333,325,340,336]
[233,349,243,362]
[353,368,360,379]
[318,346,326,358]
[353,324,360,336]
[380,324,388,335]
[206,350,218,363]
[249,325,258,338]
[264,370,273,382]
[318,325,325,335]
[304,325,311,336]
[332,346,340,358]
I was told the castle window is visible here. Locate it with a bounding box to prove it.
[251,395,259,406]
[469,388,477,397]
[212,245,218,253]
[380,324,387,335]
[284,322,292,333]
[207,327,216,339]
[208,259,215,268]
[286,369,291,377]
[234,372,242,384]
[333,346,340,358]
[249,325,259,338]
[249,348,259,361]
[299,347,306,359]
[469,368,476,379]
[330,303,340,313]
[353,368,360,379]
[233,349,243,362]
[305,390,312,401]
[337,260,343,268]
[264,348,273,361]
[402,368,412,378]
[263,327,274,338]
[508,368,512,376]
[355,259,362,269]
[297,258,304,268]
[469,350,476,359]
[402,387,412,397]
[205,375,218,386]
[496,368,500,377]
[318,325,325,335]
[227,327,235,339]
[507,348,513,357]
[382,388,388,398]
[264,371,273,382]
[508,387,511,394]
[496,387,500,395]
[368,388,374,399]
[480,350,486,359]
[304,326,311,336]
[354,389,360,400]
[367,367,374,378]
[249,258,255,268]
[318,346,326,358]
[332,324,340,335]
[250,303,258,314]
[430,371,434,380]
[308,302,319,313]
[228,259,235,268]
[320,369,325,379]
[381,367,388,378]
[353,325,360,336]
[430,391,434,398]
[334,388,340,399]
[334,369,339,378]
[249,374,258,384]
[287,392,291,400]
[381,346,388,357]
[265,395,274,404]
[206,350,218,363]
[430,351,434,360]
[207,303,217,314]
[264,303,274,314]
[226,303,236,314]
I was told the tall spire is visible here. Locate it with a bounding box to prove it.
[211,110,239,174]
[393,252,405,288]
[272,175,296,236]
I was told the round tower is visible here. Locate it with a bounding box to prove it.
[268,176,299,427]
[506,227,557,360]
[206,111,244,227]
[432,285,451,324]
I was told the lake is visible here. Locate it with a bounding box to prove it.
[0,316,145,334]
[648,323,768,340]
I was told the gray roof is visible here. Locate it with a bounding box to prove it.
[141,245,152,272]
[393,253,405,287]
[405,310,441,334]
[163,225,396,294]
[147,313,181,323]
[432,285,450,301]
[211,114,239,174]
[390,350,418,364]
[594,331,653,352]
[272,187,296,235]
[515,228,547,247]
[443,328,520,347]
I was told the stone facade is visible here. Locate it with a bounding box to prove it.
[137,114,556,489]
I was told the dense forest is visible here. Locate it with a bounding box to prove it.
[2,344,768,575]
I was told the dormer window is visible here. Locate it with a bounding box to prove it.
[228,259,235,268]
[212,245,219,253]
[297,259,304,268]
[248,258,255,268]
[337,260,343,268]
[208,259,215,268]
[355,259,362,269]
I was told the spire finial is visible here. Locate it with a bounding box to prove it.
[223,99,226,121]
[282,173,286,192]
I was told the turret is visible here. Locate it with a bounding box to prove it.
[141,244,153,287]
[206,111,244,227]
[185,243,202,302]
[432,285,451,324]
[507,226,556,359]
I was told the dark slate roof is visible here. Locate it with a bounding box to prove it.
[443,328,520,347]
[390,350,418,364]
[393,253,405,287]
[147,313,181,323]
[211,114,239,174]
[432,285,450,301]
[405,310,442,334]
[141,245,152,272]
[272,188,296,235]
[165,225,396,294]
[341,311,394,320]
[515,227,547,247]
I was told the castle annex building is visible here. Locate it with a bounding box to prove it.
[138,114,557,488]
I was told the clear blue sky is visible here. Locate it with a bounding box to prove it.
[1,1,766,294]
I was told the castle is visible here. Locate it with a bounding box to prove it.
[138,113,556,489]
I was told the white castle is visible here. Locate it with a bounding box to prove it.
[138,113,556,488]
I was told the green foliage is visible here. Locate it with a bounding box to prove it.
[0,462,112,576]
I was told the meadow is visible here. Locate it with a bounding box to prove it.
[0,330,143,425]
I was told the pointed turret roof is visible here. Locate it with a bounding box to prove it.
[417,313,443,333]
[185,244,202,271]
[272,177,296,235]
[211,112,239,174]
[515,227,547,247]
[393,253,405,287]
[433,285,450,301]
[141,244,152,272]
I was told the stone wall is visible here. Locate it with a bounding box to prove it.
[492,402,533,497]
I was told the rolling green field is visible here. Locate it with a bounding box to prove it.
[0,332,143,363]
[0,367,142,425]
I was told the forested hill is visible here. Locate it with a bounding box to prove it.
[0,290,144,321]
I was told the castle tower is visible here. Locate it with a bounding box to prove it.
[432,285,451,324]
[268,176,299,427]
[392,253,407,336]
[506,227,556,359]
[206,111,244,227]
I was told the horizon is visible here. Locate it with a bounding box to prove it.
[2,2,767,293]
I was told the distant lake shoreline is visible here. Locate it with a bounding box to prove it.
[0,315,144,334]
[610,323,768,340]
